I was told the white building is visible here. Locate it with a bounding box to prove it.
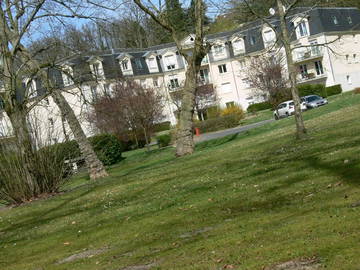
[1,7,360,142]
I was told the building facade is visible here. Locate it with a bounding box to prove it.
[1,7,360,143]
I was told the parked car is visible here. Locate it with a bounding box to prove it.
[274,100,307,120]
[302,95,328,109]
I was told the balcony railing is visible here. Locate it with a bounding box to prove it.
[298,72,327,83]
[294,47,323,63]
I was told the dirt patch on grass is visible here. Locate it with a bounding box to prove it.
[56,247,108,264]
[179,226,213,238]
[119,262,157,270]
[264,258,321,270]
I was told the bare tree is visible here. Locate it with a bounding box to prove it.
[134,0,211,156]
[0,0,121,184]
[245,53,290,109]
[90,79,165,151]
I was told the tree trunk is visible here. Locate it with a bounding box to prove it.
[6,107,38,195]
[143,127,151,152]
[175,62,197,156]
[51,91,108,180]
[277,0,307,139]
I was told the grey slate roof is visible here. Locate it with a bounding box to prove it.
[55,7,360,85]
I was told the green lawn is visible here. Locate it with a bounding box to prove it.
[1,93,360,270]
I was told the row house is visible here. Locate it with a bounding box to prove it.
[1,7,360,142]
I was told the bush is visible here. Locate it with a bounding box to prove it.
[194,114,241,133]
[156,134,172,148]
[0,146,68,204]
[247,102,272,113]
[220,105,245,121]
[298,84,327,97]
[89,134,124,166]
[153,121,171,133]
[326,84,342,96]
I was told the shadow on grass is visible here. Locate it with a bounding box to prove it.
[305,156,360,186]
[196,133,239,151]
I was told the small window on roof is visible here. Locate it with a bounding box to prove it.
[250,36,256,45]
[135,58,143,69]
[347,16,353,24]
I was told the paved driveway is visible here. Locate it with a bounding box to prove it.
[194,119,275,143]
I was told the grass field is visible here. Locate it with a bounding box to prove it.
[1,92,360,270]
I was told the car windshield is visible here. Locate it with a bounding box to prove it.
[306,96,321,102]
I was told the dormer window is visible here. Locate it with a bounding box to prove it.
[232,38,245,53]
[148,57,157,69]
[296,19,309,38]
[263,29,276,46]
[62,65,73,86]
[164,54,176,70]
[121,60,129,70]
[93,63,100,78]
[213,44,225,55]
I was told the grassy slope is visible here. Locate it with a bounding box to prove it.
[1,93,360,270]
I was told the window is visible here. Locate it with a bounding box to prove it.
[226,101,235,108]
[346,54,351,63]
[238,60,246,69]
[90,85,98,100]
[220,82,232,93]
[148,57,157,69]
[164,54,176,70]
[103,83,110,94]
[218,64,227,74]
[250,36,256,45]
[299,64,308,78]
[93,63,100,77]
[348,16,353,24]
[121,60,129,70]
[48,118,54,127]
[213,44,225,55]
[135,58,143,69]
[199,69,209,83]
[315,61,324,75]
[347,75,352,85]
[169,78,179,89]
[297,20,308,37]
[353,54,358,63]
[263,29,276,43]
[232,39,244,52]
[333,16,339,25]
[242,78,251,88]
[310,40,320,56]
[153,78,159,87]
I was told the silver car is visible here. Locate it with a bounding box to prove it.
[302,95,328,109]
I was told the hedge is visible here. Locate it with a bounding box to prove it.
[193,114,241,134]
[45,134,124,167]
[156,134,172,148]
[247,102,272,113]
[298,84,327,97]
[325,84,342,96]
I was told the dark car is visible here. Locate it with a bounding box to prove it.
[302,95,328,109]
